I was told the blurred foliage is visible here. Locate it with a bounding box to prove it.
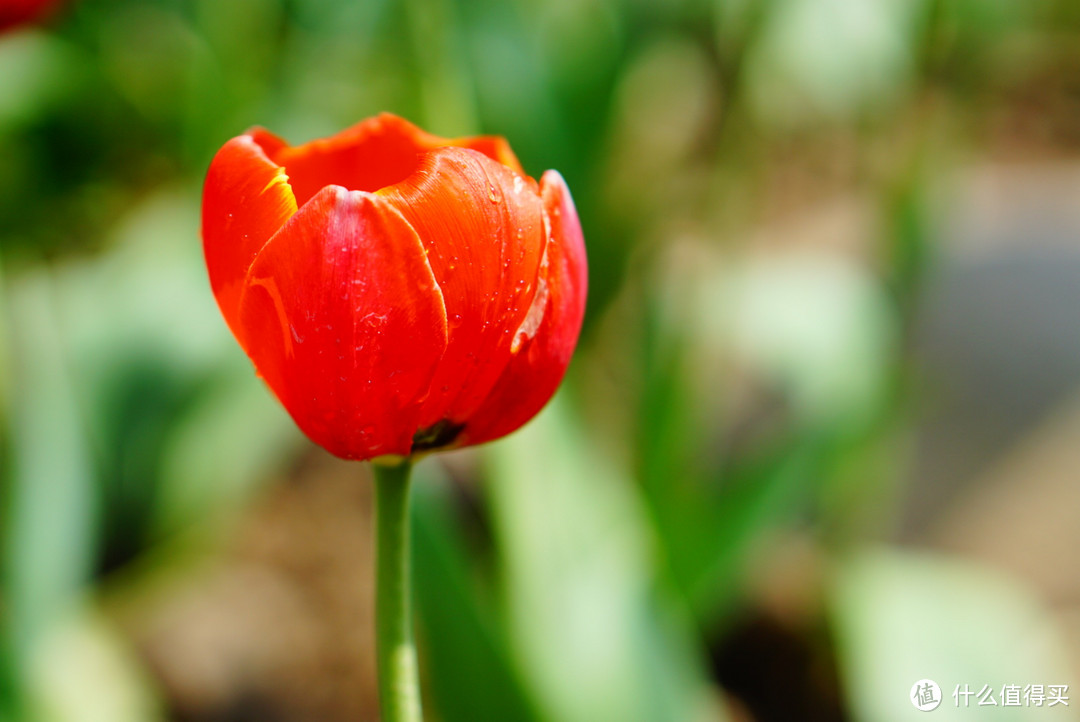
[1,0,1079,720]
[831,549,1076,722]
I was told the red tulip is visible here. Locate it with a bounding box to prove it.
[202,114,587,460]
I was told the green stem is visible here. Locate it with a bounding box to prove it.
[373,459,423,722]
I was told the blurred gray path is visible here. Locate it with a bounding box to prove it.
[909,160,1080,601]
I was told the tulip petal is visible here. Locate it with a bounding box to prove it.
[379,148,547,434]
[236,186,448,460]
[269,113,525,207]
[462,170,588,446]
[202,130,298,341]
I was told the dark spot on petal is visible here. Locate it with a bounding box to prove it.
[412,419,465,452]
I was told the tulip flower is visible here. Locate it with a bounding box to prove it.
[201,113,586,722]
[202,113,587,461]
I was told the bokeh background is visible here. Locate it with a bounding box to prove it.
[2,0,1080,720]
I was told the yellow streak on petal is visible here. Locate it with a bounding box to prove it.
[261,167,299,216]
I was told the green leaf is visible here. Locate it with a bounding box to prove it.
[411,465,543,722]
[830,548,1078,722]
[2,272,98,706]
[486,398,719,722]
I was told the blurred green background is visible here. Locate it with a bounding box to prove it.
[2,0,1080,720]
